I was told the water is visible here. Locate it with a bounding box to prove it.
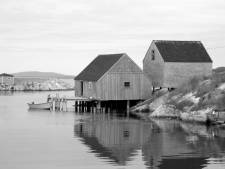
[0,91,225,169]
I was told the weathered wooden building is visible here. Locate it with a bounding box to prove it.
[143,40,212,89]
[75,53,151,102]
[0,73,14,86]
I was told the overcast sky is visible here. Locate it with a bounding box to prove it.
[0,0,225,75]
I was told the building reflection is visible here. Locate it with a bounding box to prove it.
[74,114,225,168]
[74,114,154,165]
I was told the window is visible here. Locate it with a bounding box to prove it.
[151,50,155,60]
[88,82,92,89]
[124,82,130,87]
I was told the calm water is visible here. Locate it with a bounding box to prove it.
[0,91,225,169]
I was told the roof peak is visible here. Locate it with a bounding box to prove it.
[154,40,202,43]
[98,53,126,56]
[152,40,212,63]
[75,53,125,81]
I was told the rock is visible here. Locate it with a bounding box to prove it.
[131,104,149,112]
[149,93,169,111]
[180,108,213,123]
[150,104,181,118]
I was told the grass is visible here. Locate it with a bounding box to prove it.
[168,70,225,111]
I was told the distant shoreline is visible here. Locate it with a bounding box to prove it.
[0,89,74,92]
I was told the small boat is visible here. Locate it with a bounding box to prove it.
[28,102,52,110]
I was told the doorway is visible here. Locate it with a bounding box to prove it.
[81,81,84,96]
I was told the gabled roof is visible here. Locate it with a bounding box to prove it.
[154,40,212,62]
[75,53,124,81]
[0,73,14,77]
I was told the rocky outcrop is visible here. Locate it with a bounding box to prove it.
[150,104,180,118]
[180,108,213,123]
[132,69,225,124]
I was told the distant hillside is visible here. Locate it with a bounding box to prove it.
[13,71,74,79]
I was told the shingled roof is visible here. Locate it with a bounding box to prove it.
[154,40,212,62]
[75,53,124,81]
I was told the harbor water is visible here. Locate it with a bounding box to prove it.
[0,91,225,169]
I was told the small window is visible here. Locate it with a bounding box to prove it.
[88,82,92,89]
[123,130,129,138]
[151,50,155,60]
[124,82,130,87]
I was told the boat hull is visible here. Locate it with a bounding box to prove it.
[28,102,52,110]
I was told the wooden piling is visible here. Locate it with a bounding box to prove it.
[97,101,101,113]
[52,99,55,111]
[127,100,130,116]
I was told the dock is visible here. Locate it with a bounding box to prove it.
[48,94,134,114]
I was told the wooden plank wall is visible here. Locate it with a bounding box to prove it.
[75,54,152,100]
[75,80,97,98]
[74,80,81,97]
[82,81,97,98]
[96,73,151,100]
[143,42,164,87]
[96,55,152,100]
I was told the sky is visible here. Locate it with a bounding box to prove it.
[0,0,225,75]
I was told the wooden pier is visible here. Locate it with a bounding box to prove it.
[48,95,137,114]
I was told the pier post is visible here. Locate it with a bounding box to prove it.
[97,101,101,113]
[81,101,83,112]
[77,101,80,113]
[87,102,90,112]
[126,100,130,116]
[52,99,55,111]
[74,101,77,112]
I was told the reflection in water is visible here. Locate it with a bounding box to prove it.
[75,113,154,165]
[74,114,225,169]
[0,91,14,96]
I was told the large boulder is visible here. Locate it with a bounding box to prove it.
[150,104,181,118]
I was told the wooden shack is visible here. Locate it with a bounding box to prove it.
[0,73,14,86]
[74,53,151,106]
[143,40,213,90]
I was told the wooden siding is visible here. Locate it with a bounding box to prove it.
[143,42,164,87]
[82,81,97,98]
[75,80,81,96]
[75,54,152,100]
[96,55,152,100]
[109,54,142,73]
[143,41,213,88]
[96,73,151,100]
[75,80,97,98]
[164,62,212,88]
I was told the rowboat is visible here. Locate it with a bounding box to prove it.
[28,102,52,110]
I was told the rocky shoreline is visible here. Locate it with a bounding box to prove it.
[131,70,225,125]
[0,79,74,91]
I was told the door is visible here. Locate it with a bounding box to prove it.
[81,81,84,96]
